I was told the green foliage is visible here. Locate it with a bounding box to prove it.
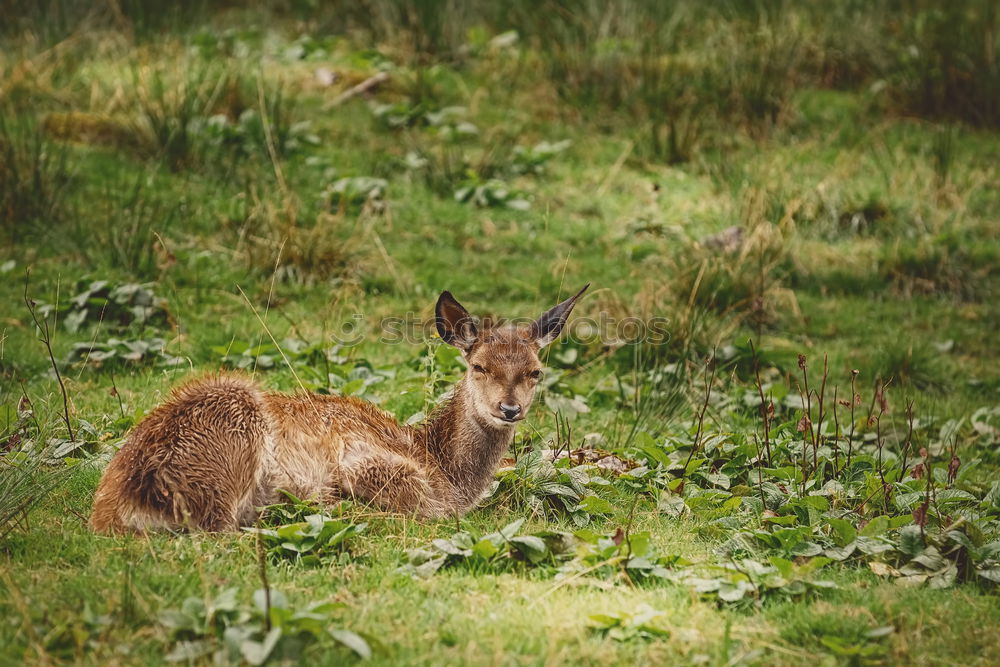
[0,116,72,242]
[324,176,388,212]
[0,397,75,539]
[246,496,367,566]
[215,339,391,400]
[485,449,606,524]
[663,556,836,607]
[158,587,370,663]
[40,279,170,334]
[2,2,1000,663]
[587,604,671,642]
[566,528,690,584]
[401,518,574,577]
[246,514,366,565]
[453,177,530,210]
[132,64,303,171]
[0,452,68,541]
[67,337,185,369]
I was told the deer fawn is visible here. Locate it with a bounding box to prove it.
[90,286,588,533]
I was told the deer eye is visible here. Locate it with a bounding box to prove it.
[528,369,543,380]
[472,364,487,374]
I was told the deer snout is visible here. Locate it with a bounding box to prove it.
[499,402,522,421]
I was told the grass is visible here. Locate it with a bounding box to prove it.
[1,1,999,664]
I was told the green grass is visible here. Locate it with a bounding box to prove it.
[2,1,999,664]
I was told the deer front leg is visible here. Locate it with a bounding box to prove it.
[339,449,450,518]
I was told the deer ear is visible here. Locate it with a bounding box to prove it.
[531,284,589,348]
[436,291,478,351]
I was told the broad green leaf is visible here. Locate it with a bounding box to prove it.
[626,532,652,558]
[240,627,282,666]
[510,535,548,562]
[825,542,857,561]
[768,556,794,579]
[577,495,615,514]
[790,541,823,557]
[472,538,499,559]
[329,629,372,659]
[826,517,857,547]
[898,525,924,557]
[860,515,890,537]
[498,518,526,540]
[165,640,214,662]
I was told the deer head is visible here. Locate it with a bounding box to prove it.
[435,285,589,429]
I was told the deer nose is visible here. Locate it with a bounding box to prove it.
[499,403,522,420]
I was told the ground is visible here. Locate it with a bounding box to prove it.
[1,2,999,665]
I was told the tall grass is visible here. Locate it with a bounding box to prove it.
[0,454,69,540]
[0,0,211,43]
[885,1,1000,128]
[0,116,72,244]
[318,0,1000,149]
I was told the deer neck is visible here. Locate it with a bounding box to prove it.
[416,379,515,509]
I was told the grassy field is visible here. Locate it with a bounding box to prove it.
[2,1,999,664]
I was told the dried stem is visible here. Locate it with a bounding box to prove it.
[899,400,915,478]
[832,386,841,472]
[23,271,75,442]
[748,339,772,466]
[814,353,829,473]
[683,354,717,474]
[846,370,859,467]
[752,433,767,508]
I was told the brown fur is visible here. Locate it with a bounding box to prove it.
[89,287,588,533]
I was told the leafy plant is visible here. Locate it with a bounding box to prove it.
[485,449,606,524]
[41,279,171,334]
[453,177,529,210]
[370,102,478,140]
[563,527,690,584]
[511,140,571,175]
[400,518,573,577]
[159,587,370,664]
[0,392,88,537]
[587,604,671,642]
[323,176,388,212]
[245,511,366,565]
[191,109,319,160]
[66,337,185,369]
[215,339,392,400]
[662,556,836,607]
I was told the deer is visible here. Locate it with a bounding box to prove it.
[89,285,588,534]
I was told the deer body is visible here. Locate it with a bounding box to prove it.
[90,287,587,533]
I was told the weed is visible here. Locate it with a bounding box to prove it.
[246,512,366,566]
[158,587,370,663]
[66,337,185,370]
[587,604,671,642]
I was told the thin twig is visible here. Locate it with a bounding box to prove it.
[23,270,74,442]
[832,386,841,472]
[256,519,272,632]
[323,71,390,109]
[846,369,859,467]
[748,339,772,466]
[683,353,717,474]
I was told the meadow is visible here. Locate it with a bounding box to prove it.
[1,1,999,664]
